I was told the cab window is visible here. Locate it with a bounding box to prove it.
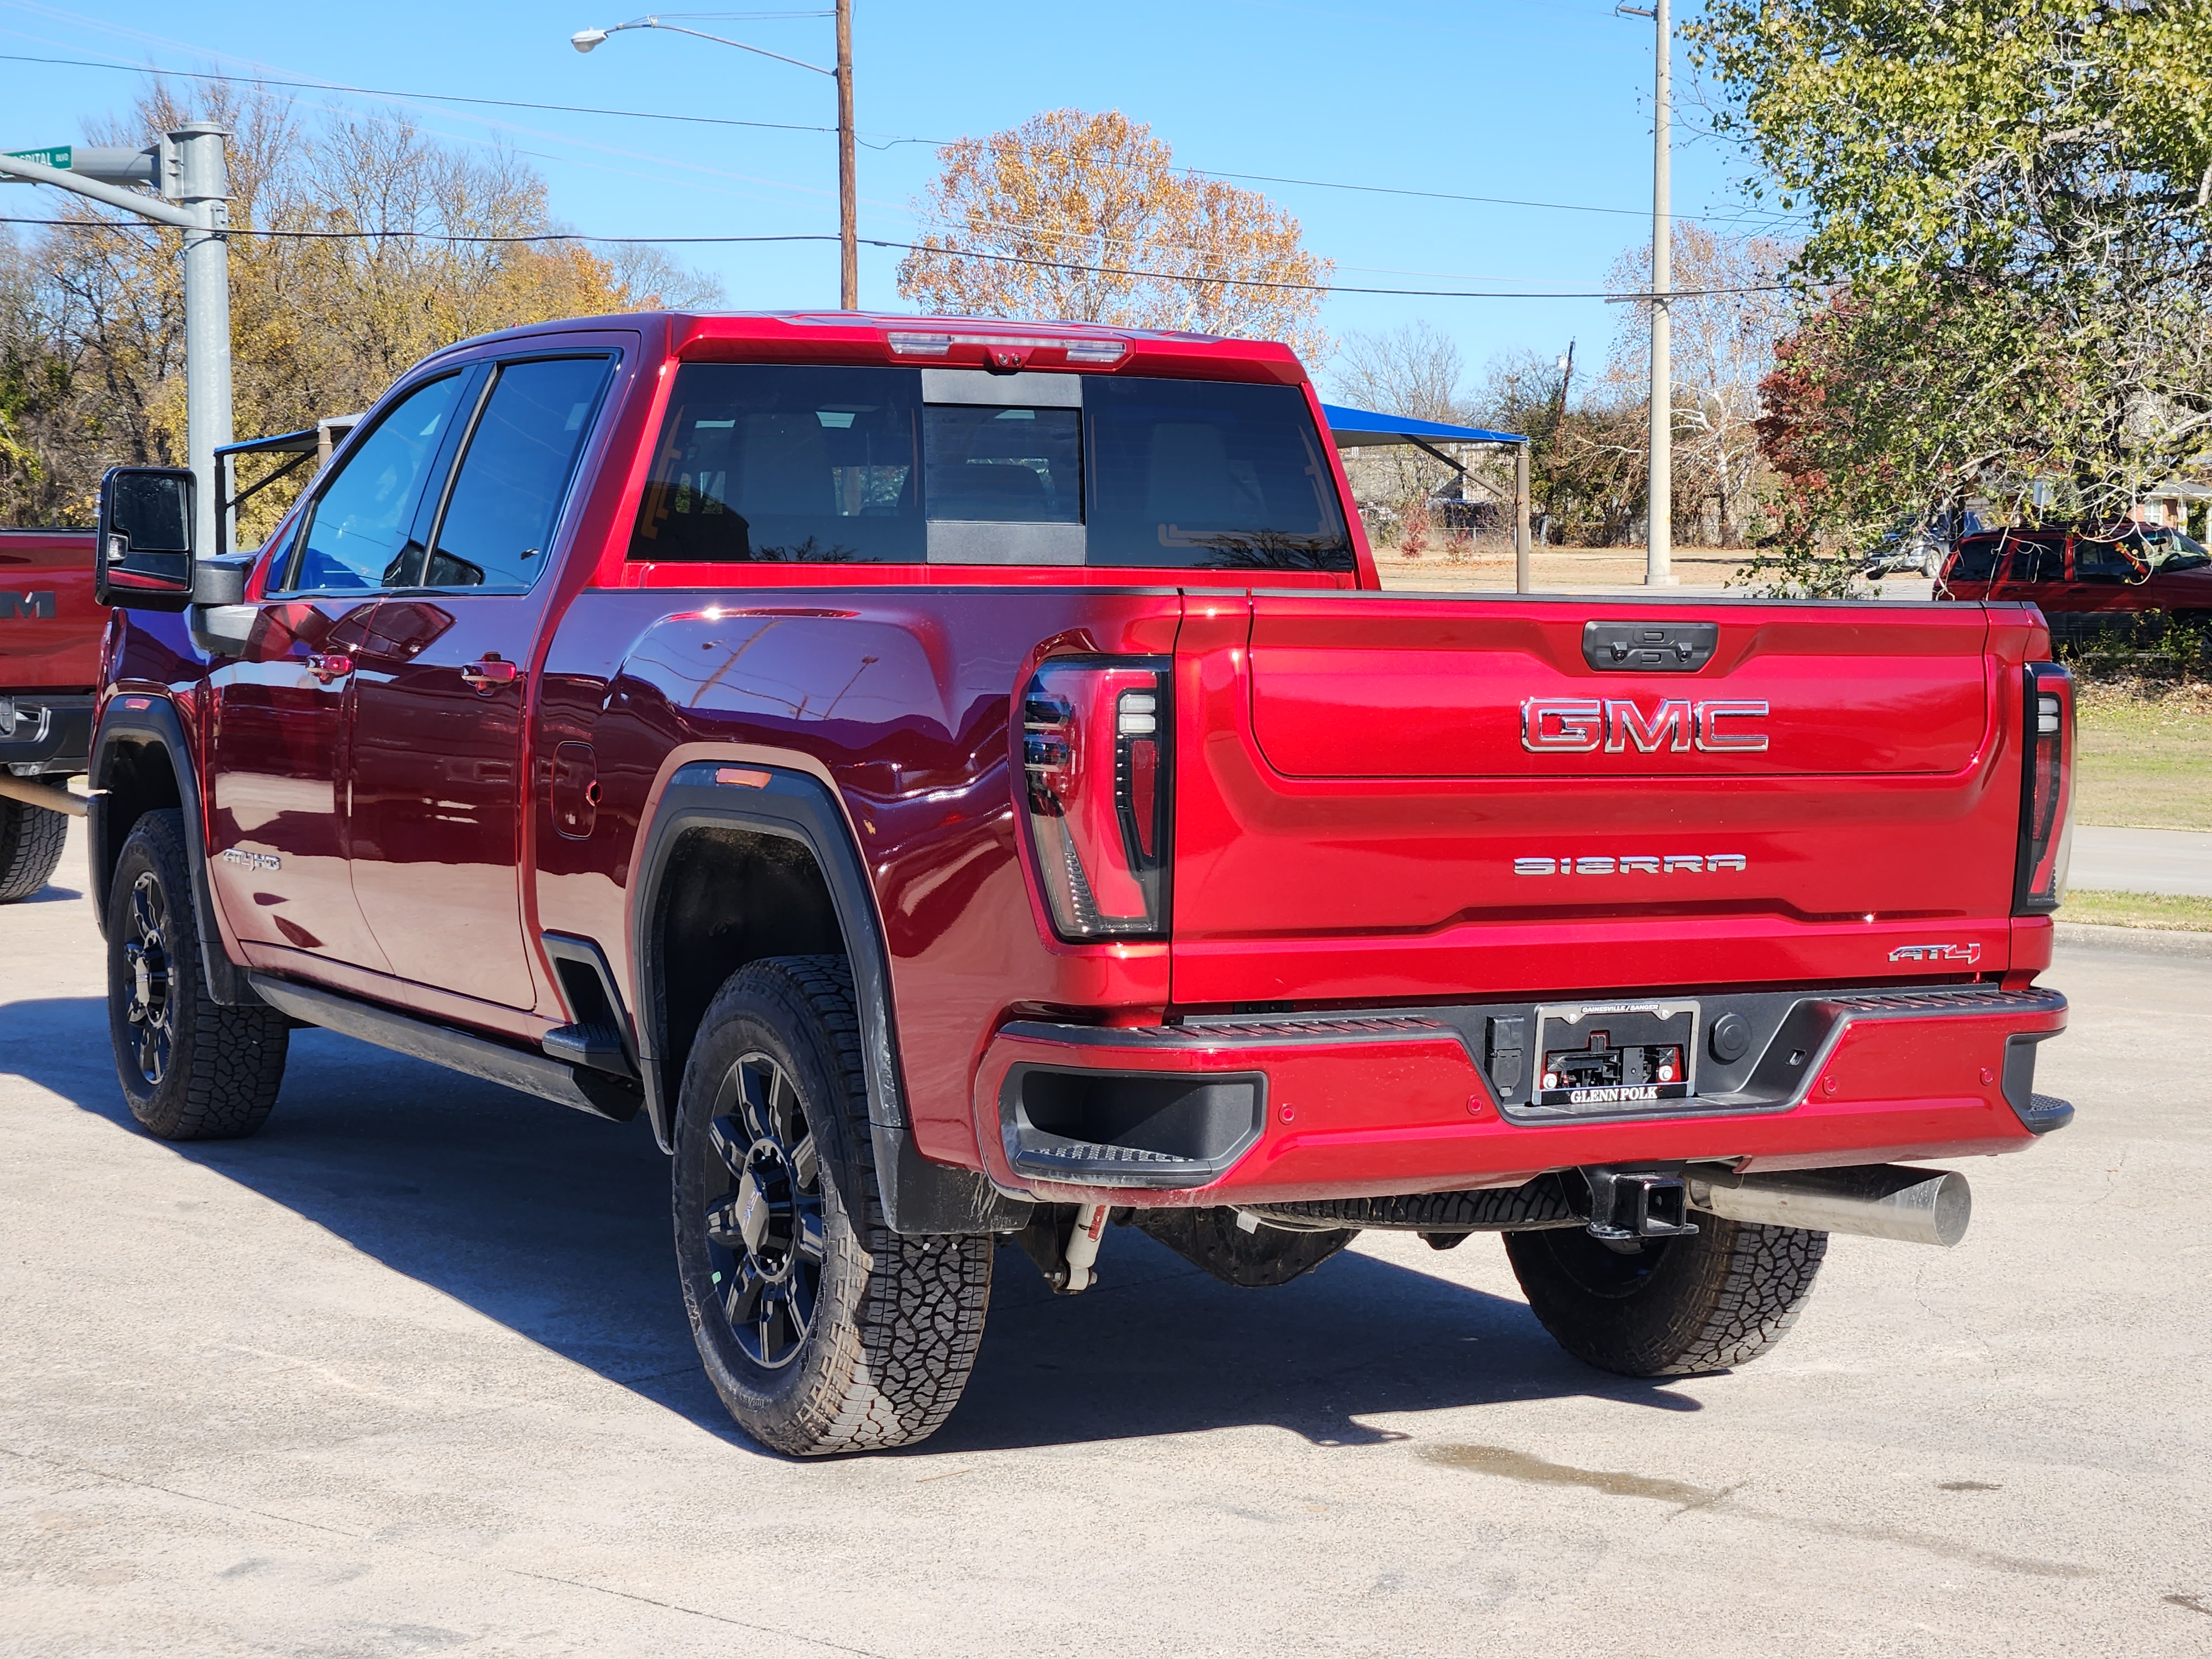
[413,356,613,591]
[280,374,468,593]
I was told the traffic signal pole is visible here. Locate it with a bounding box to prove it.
[1,126,233,555]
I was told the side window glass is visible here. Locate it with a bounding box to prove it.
[2008,540,2064,583]
[629,364,924,562]
[284,375,468,593]
[425,356,613,591]
[1946,540,1999,581]
[2074,536,2143,583]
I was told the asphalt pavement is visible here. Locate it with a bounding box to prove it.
[2069,826,2212,897]
[4,821,2210,1657]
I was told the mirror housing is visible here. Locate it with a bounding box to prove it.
[95,466,197,611]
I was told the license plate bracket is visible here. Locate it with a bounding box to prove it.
[1531,1000,1699,1114]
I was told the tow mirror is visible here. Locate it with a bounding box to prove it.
[95,466,196,611]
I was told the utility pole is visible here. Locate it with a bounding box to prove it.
[835,0,857,310]
[575,9,858,310]
[1645,0,1676,585]
[1,128,233,555]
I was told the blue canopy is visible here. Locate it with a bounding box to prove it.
[1322,403,1526,448]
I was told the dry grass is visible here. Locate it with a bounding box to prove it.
[2074,681,2212,831]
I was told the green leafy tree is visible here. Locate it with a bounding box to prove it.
[1689,0,2212,589]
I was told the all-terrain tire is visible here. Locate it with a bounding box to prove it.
[1503,1215,1828,1376]
[106,809,289,1139]
[673,955,992,1456]
[0,788,71,902]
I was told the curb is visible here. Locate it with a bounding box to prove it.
[2052,921,2212,959]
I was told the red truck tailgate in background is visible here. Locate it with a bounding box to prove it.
[1171,593,2022,1008]
[1249,601,1989,778]
[0,530,105,690]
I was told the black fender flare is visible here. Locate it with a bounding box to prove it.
[630,759,1029,1237]
[88,695,259,1008]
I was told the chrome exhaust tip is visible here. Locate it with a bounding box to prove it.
[1687,1164,1970,1248]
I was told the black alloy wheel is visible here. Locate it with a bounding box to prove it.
[121,869,178,1088]
[702,1052,827,1369]
[672,955,993,1455]
[105,808,289,1140]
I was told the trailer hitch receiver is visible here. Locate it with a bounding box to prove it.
[1580,1167,1699,1242]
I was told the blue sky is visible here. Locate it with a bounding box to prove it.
[0,0,1798,399]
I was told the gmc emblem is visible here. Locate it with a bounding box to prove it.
[1522,697,1770,754]
[0,590,58,620]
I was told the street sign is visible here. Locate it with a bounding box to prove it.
[3,146,71,170]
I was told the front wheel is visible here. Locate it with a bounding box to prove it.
[672,956,992,1456]
[1503,1215,1827,1376]
[106,809,289,1139]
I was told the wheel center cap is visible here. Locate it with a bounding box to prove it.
[732,1165,771,1254]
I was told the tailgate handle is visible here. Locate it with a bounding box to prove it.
[1583,620,1718,672]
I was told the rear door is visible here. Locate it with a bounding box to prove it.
[1171,594,2015,1006]
[347,351,618,1010]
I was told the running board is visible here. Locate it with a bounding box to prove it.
[245,973,641,1123]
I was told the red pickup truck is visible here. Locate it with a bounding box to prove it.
[87,311,2075,1455]
[1938,522,2212,646]
[1,527,101,901]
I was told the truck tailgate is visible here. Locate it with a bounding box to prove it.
[1171,594,2024,1006]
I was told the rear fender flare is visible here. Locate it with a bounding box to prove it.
[629,756,1029,1236]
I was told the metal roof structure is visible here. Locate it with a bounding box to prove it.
[1321,403,1527,450]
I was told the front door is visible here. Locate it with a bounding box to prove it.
[347,353,616,1009]
[205,369,477,974]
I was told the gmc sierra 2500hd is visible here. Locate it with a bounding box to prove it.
[1,527,101,901]
[87,311,2073,1455]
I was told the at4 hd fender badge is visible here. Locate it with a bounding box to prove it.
[1889,942,1982,966]
[218,847,281,872]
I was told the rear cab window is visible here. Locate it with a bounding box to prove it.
[628,364,1352,572]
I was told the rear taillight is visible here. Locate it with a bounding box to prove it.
[1021,659,1170,939]
[2014,662,2074,914]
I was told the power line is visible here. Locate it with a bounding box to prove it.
[1196,167,1808,228]
[0,49,1792,224]
[0,50,869,144]
[0,215,1802,301]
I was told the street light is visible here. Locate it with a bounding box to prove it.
[571,7,858,310]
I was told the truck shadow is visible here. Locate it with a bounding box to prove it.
[4,997,1700,1455]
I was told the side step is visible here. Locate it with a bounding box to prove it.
[246,973,641,1123]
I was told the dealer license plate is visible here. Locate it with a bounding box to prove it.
[1532,1000,1699,1112]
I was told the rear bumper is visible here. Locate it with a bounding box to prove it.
[0,692,93,774]
[974,984,2069,1206]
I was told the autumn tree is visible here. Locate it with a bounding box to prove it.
[1475,350,1648,547]
[896,108,1333,367]
[1605,223,1796,545]
[1688,0,2212,580]
[2,79,718,530]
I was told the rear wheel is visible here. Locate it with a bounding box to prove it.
[0,787,70,902]
[106,809,289,1139]
[672,956,992,1455]
[1503,1215,1827,1376]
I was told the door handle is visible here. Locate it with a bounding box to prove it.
[461,658,521,692]
[306,652,354,683]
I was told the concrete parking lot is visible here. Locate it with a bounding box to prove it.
[4,821,2210,1657]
